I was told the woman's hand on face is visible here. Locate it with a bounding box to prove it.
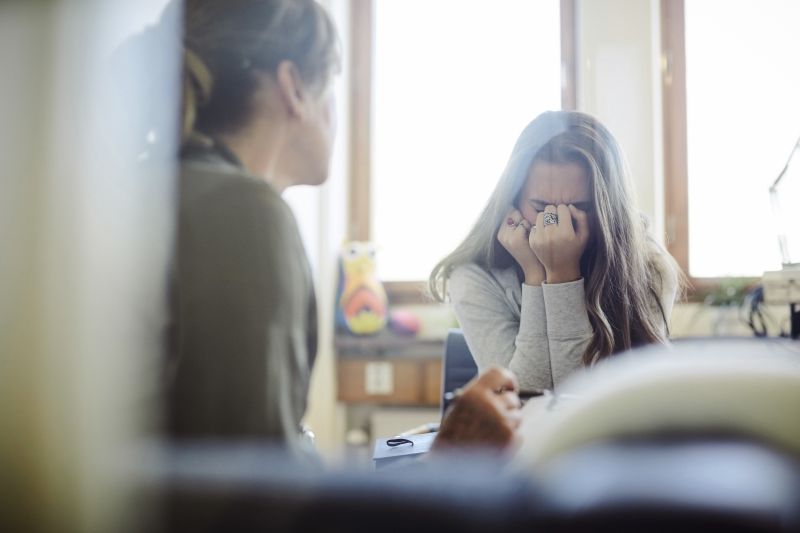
[531,204,590,284]
[497,208,545,285]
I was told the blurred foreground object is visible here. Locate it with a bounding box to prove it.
[0,1,178,532]
[515,338,800,469]
[143,432,800,532]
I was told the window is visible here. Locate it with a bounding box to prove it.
[664,0,800,279]
[350,0,572,284]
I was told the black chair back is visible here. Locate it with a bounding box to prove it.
[441,329,478,417]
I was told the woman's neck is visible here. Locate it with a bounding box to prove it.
[218,119,292,193]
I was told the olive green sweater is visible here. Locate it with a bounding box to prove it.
[165,141,316,458]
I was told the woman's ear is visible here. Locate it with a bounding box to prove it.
[275,60,308,120]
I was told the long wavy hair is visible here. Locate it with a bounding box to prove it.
[430,111,680,365]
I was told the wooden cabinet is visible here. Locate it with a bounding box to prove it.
[335,334,444,407]
[337,358,439,405]
[422,359,443,406]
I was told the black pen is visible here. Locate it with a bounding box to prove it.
[518,388,546,400]
[443,388,546,403]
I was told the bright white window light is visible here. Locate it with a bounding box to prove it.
[371,0,562,281]
[770,136,800,267]
[685,0,800,277]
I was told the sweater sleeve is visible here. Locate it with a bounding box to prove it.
[541,279,593,388]
[448,265,554,390]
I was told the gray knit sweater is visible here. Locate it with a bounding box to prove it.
[448,258,677,391]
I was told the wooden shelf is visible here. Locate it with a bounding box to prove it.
[335,330,444,358]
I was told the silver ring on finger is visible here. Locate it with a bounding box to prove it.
[543,212,559,226]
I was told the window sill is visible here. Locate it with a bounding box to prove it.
[683,276,760,304]
[384,281,434,305]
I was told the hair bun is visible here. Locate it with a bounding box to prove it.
[184,48,213,103]
[181,47,213,141]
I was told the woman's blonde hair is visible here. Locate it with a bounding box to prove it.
[430,110,681,364]
[181,0,340,142]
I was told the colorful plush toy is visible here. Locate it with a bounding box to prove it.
[336,241,388,335]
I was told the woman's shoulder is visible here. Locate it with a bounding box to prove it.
[180,159,293,227]
[449,263,518,297]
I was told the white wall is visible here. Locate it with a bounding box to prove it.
[576,0,665,242]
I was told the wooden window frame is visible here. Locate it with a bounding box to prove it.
[348,0,373,244]
[661,0,758,300]
[347,0,578,304]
